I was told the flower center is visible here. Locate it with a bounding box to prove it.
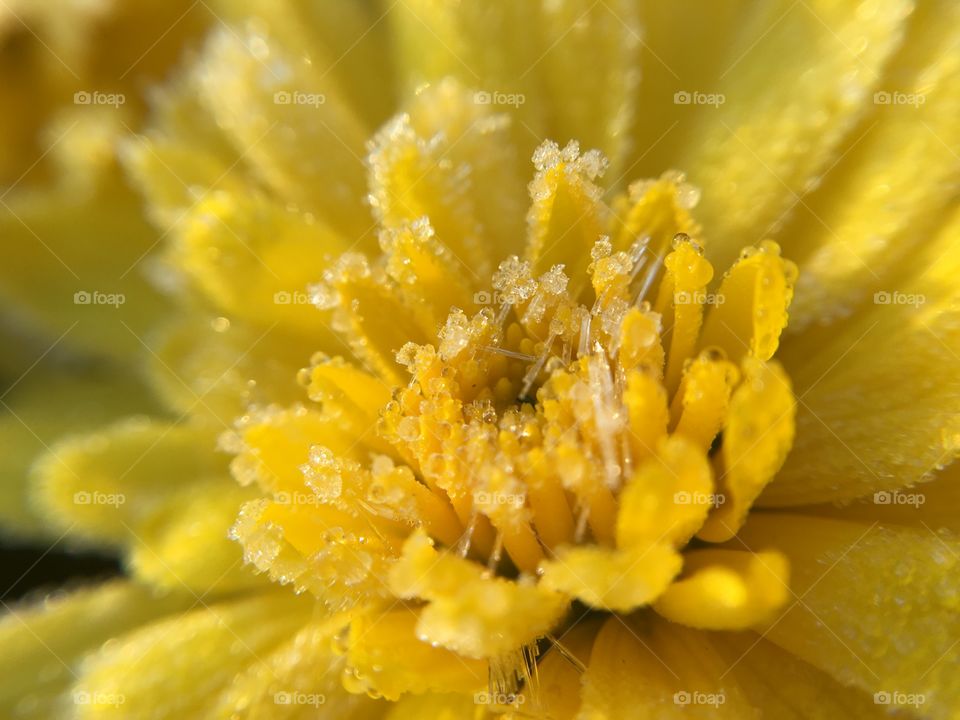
[229,140,798,702]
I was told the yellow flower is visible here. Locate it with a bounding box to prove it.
[3,1,960,719]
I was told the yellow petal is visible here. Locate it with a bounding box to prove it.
[369,78,527,275]
[127,481,265,595]
[34,419,225,546]
[518,619,602,720]
[211,613,384,719]
[0,581,191,720]
[770,206,960,505]
[389,532,568,658]
[652,236,714,393]
[699,358,795,542]
[72,593,312,720]
[708,631,885,719]
[538,543,681,613]
[622,369,669,463]
[346,609,487,701]
[737,513,960,718]
[33,418,260,593]
[784,0,960,331]
[389,0,551,152]
[385,693,491,720]
[534,0,642,173]
[195,27,371,239]
[675,0,913,271]
[232,498,396,610]
[698,241,797,364]
[315,253,433,385]
[654,549,790,630]
[627,0,755,178]
[0,366,157,537]
[578,615,754,719]
[207,0,397,127]
[171,190,350,336]
[669,352,739,452]
[525,141,609,294]
[617,435,714,550]
[146,316,308,423]
[231,405,368,495]
[0,159,169,361]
